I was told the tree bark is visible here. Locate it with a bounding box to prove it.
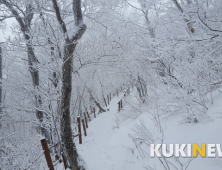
[51,0,87,169]
[60,43,81,170]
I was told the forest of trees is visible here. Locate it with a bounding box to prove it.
[0,0,222,169]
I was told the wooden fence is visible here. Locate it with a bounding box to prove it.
[41,87,130,169]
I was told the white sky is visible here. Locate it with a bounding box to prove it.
[0,1,140,43]
[0,18,16,42]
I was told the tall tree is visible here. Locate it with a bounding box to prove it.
[0,0,51,142]
[51,0,86,169]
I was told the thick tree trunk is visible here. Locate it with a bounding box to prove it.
[51,0,87,169]
[26,44,51,142]
[60,43,83,170]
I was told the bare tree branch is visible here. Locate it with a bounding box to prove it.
[0,0,27,34]
[51,0,68,35]
[197,11,222,33]
[172,0,183,13]
[171,0,195,33]
[0,15,14,21]
[70,24,87,42]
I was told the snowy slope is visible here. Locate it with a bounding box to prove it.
[56,91,222,170]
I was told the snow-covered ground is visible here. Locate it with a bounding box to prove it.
[56,91,222,170]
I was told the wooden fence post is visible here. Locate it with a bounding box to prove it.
[86,112,91,121]
[93,107,96,118]
[84,112,88,128]
[82,119,87,136]
[104,97,107,107]
[62,154,68,169]
[41,138,54,170]
[107,95,109,105]
[118,101,120,112]
[120,99,123,109]
[77,117,82,144]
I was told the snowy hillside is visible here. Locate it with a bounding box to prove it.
[55,90,222,170]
